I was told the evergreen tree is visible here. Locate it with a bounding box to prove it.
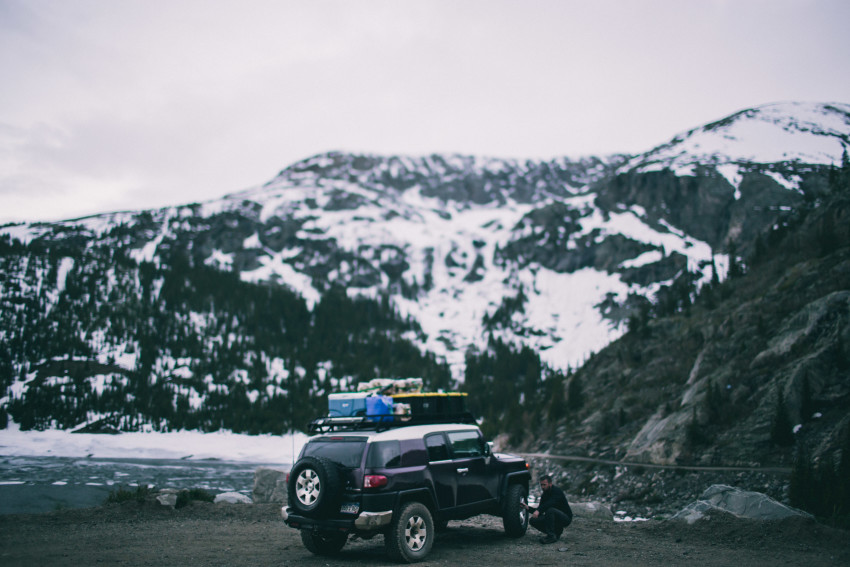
[770,390,795,447]
[727,242,744,279]
[836,428,850,523]
[789,448,814,511]
[686,406,711,447]
[567,374,584,411]
[547,373,566,422]
[705,380,723,425]
[800,373,815,421]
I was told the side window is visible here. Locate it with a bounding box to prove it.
[447,430,485,458]
[425,434,449,462]
[400,440,428,467]
[366,441,401,468]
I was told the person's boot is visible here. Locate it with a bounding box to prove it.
[539,534,558,544]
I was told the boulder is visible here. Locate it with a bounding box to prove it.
[214,491,253,504]
[253,467,289,504]
[672,484,812,524]
[155,489,179,508]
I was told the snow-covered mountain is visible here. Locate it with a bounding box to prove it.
[627,101,850,175]
[4,102,848,382]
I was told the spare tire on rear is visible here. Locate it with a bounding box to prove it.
[288,456,343,516]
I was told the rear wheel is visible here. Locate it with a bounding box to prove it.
[287,456,343,516]
[385,502,434,563]
[300,530,347,556]
[502,484,529,537]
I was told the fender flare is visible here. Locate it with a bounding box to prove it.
[500,469,530,503]
[394,487,437,513]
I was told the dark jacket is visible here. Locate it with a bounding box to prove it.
[536,485,572,517]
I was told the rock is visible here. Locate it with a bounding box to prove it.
[624,407,690,465]
[671,500,717,524]
[253,467,289,504]
[71,419,121,435]
[270,479,290,503]
[214,492,253,504]
[671,484,812,524]
[571,501,614,520]
[750,291,850,369]
[156,489,179,508]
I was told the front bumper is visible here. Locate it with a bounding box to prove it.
[282,507,393,532]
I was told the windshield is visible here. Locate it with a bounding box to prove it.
[302,437,367,468]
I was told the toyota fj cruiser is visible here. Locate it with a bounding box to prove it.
[282,417,531,562]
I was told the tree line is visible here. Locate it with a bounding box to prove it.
[0,229,450,433]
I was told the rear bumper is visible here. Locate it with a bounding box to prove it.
[354,510,393,529]
[282,507,392,532]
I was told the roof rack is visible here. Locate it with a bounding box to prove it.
[307,411,477,435]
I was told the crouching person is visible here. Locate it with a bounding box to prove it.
[525,474,573,544]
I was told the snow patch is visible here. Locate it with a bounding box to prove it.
[716,164,743,199]
[56,257,75,293]
[764,171,803,192]
[0,422,308,464]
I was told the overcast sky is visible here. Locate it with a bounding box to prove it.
[1,0,849,224]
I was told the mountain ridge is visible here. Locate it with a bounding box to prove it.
[3,102,848,376]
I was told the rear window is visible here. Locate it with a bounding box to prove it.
[302,437,367,468]
[365,441,402,468]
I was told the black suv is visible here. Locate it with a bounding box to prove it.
[282,421,530,562]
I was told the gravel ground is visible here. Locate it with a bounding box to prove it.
[1,501,848,567]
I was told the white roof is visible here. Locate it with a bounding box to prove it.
[310,422,481,443]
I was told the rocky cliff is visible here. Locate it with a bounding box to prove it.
[533,182,850,472]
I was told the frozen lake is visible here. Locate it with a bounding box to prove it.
[0,455,286,515]
[0,426,307,515]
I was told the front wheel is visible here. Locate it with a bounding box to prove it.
[502,484,529,538]
[300,530,347,556]
[385,502,434,563]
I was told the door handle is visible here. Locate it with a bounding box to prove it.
[456,467,469,475]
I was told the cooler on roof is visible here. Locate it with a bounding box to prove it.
[327,392,369,417]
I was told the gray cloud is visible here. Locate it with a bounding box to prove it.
[1,0,849,223]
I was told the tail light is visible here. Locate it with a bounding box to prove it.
[364,475,388,488]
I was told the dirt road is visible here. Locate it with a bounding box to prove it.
[1,502,847,567]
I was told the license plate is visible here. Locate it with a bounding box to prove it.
[340,502,360,514]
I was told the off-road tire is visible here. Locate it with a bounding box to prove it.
[502,483,529,538]
[300,530,347,555]
[385,501,434,563]
[287,456,343,516]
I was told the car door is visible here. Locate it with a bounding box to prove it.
[447,429,499,508]
[425,433,456,510]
